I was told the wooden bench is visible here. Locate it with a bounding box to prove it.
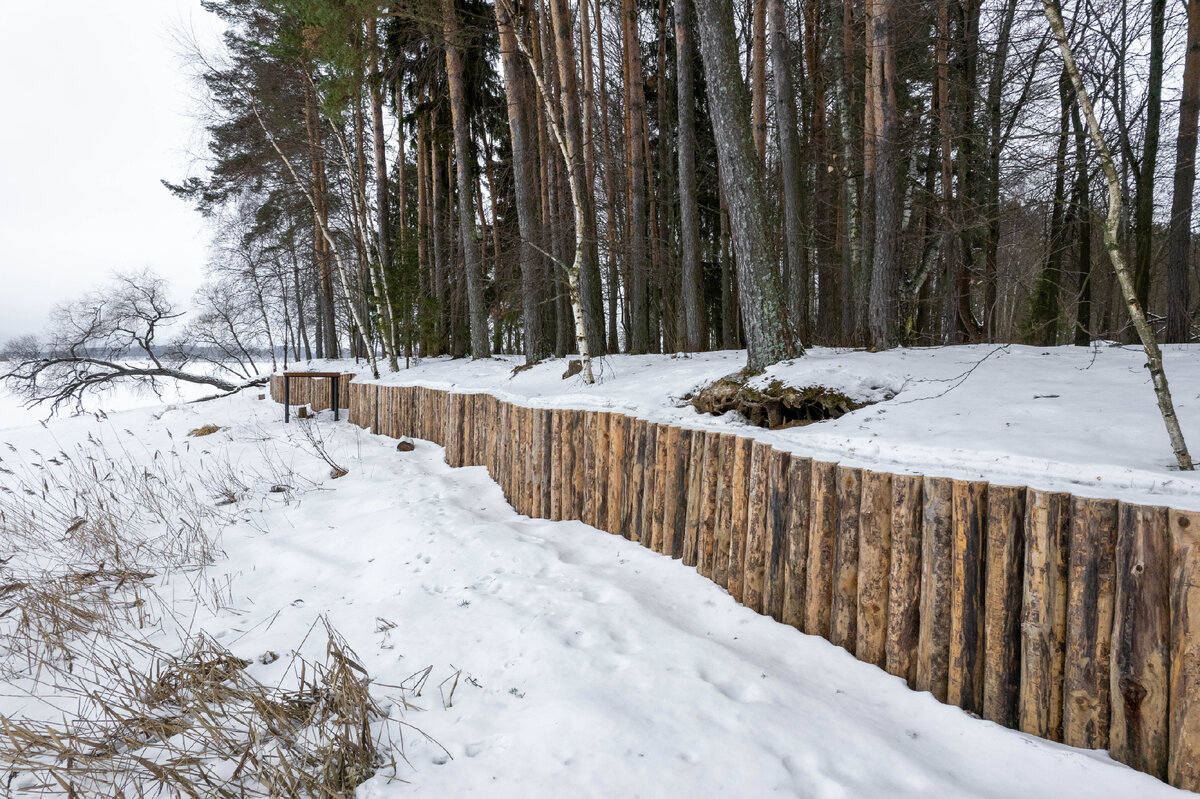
[281,371,346,422]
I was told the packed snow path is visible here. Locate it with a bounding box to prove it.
[0,387,1188,797]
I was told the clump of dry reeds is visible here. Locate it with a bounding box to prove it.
[1,620,408,797]
[0,434,429,797]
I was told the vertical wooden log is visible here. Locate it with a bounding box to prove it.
[562,411,578,522]
[1110,503,1169,779]
[446,394,462,467]
[743,441,771,613]
[948,480,988,715]
[541,409,554,517]
[549,410,563,520]
[666,428,691,558]
[983,485,1026,728]
[1063,496,1118,750]
[594,413,612,530]
[804,461,838,639]
[682,429,706,565]
[530,408,545,518]
[762,448,794,622]
[857,471,892,668]
[830,465,862,651]
[727,437,754,603]
[1169,508,1200,791]
[622,420,647,542]
[580,412,595,526]
[886,474,923,688]
[711,433,737,588]
[649,424,670,552]
[607,415,628,535]
[697,432,721,580]
[638,423,660,545]
[781,457,811,629]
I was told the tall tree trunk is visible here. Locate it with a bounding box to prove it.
[367,16,399,372]
[498,2,549,362]
[867,0,900,348]
[302,75,337,359]
[596,0,622,350]
[1168,0,1200,342]
[693,0,802,369]
[769,0,808,338]
[1071,101,1092,346]
[677,0,704,351]
[984,0,1019,340]
[442,0,491,358]
[1028,68,1073,345]
[1044,0,1194,471]
[550,0,606,356]
[623,0,651,351]
[834,0,863,345]
[752,0,767,162]
[1135,0,1167,310]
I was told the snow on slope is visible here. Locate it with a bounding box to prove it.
[0,382,1187,797]
[311,344,1200,510]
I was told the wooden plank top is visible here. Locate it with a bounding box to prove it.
[283,371,345,378]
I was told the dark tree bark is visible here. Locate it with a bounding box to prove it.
[497,2,549,362]
[1168,0,1200,342]
[623,0,651,351]
[677,0,704,351]
[442,0,490,358]
[769,0,809,338]
[693,0,801,369]
[867,0,901,348]
[1134,0,1166,311]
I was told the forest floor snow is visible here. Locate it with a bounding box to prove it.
[1,345,1197,796]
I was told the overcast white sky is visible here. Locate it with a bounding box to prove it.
[0,2,222,345]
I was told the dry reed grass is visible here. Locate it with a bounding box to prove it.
[0,430,427,797]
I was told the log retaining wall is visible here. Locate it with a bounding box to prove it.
[272,374,1200,790]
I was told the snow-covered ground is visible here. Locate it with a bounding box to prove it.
[321,344,1200,510]
[2,346,1195,796]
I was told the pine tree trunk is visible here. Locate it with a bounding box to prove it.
[677,0,704,352]
[867,0,900,348]
[623,0,651,351]
[693,0,801,369]
[769,0,809,338]
[1134,0,1166,310]
[1168,0,1200,342]
[498,3,549,361]
[442,0,490,358]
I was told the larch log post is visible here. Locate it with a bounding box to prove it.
[683,430,706,565]
[1169,508,1200,791]
[712,434,737,588]
[983,485,1026,728]
[1019,490,1071,741]
[743,441,772,613]
[805,461,838,638]
[1111,502,1169,779]
[697,432,721,579]
[667,428,691,558]
[763,448,794,622]
[949,480,988,716]
[831,465,862,651]
[783,457,812,629]
[728,437,754,603]
[887,474,923,688]
[1063,496,1118,750]
[857,470,892,667]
